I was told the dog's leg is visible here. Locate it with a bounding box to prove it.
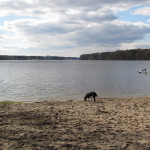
[91,96,93,101]
[93,96,96,102]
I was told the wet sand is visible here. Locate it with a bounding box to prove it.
[0,97,150,150]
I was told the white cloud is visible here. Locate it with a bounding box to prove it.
[1,0,150,56]
[133,7,150,16]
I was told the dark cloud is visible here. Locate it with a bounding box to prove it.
[16,22,82,35]
[1,0,150,14]
[64,13,117,23]
[69,22,150,46]
[0,1,31,10]
[44,0,150,9]
[82,13,116,22]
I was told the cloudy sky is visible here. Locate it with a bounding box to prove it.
[1,0,150,57]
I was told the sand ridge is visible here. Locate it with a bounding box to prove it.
[0,97,150,149]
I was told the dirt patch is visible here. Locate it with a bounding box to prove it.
[0,98,150,149]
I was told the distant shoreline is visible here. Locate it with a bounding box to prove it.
[0,55,79,60]
[80,48,150,60]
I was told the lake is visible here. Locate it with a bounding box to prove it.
[0,60,150,101]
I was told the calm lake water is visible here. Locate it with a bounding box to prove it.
[0,60,150,101]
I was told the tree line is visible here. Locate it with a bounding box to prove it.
[80,49,150,60]
[0,55,79,60]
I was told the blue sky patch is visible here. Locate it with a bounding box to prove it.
[0,15,40,25]
[117,5,150,24]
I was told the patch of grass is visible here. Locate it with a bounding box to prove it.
[0,101,21,105]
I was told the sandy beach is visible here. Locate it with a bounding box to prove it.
[0,97,150,150]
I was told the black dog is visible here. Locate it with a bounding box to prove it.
[84,91,98,102]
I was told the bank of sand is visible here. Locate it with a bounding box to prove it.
[0,97,150,150]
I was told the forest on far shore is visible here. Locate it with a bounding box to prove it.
[80,49,150,60]
[0,55,79,60]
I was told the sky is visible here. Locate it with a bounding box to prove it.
[1,0,150,57]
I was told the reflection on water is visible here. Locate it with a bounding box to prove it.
[0,60,150,101]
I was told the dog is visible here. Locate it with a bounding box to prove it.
[84,91,98,102]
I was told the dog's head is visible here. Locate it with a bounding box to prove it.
[95,93,98,97]
[91,91,98,97]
